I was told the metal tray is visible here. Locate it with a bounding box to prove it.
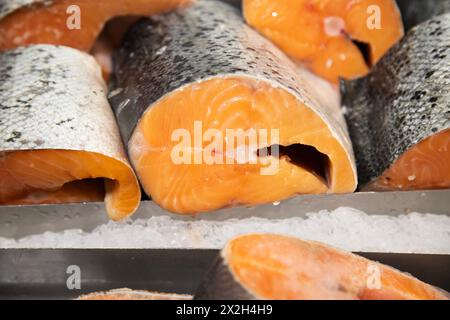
[0,249,448,300]
[1,190,449,239]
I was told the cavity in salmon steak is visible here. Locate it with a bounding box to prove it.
[342,13,450,191]
[108,1,357,215]
[243,0,404,82]
[195,234,449,300]
[0,45,140,220]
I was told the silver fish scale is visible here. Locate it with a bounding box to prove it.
[343,14,450,186]
[109,0,354,165]
[0,44,128,164]
[0,0,50,20]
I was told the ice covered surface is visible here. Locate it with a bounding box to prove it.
[0,207,449,253]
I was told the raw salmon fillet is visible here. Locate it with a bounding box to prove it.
[343,14,450,190]
[0,0,192,51]
[0,151,140,219]
[243,0,404,82]
[0,45,141,220]
[195,234,449,300]
[109,1,357,214]
[368,130,450,190]
[0,0,192,78]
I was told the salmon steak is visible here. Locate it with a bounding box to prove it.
[0,45,140,220]
[243,0,404,82]
[0,0,192,51]
[77,288,192,300]
[0,0,192,78]
[108,1,357,215]
[342,13,450,191]
[195,234,449,300]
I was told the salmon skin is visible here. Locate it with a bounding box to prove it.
[0,0,45,19]
[195,234,449,300]
[397,0,450,31]
[77,288,192,300]
[242,0,404,82]
[109,0,357,214]
[0,45,141,220]
[342,13,450,191]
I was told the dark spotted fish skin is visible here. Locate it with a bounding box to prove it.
[0,44,128,163]
[0,0,50,20]
[108,0,354,166]
[194,253,256,300]
[397,0,450,31]
[219,0,240,8]
[342,14,450,187]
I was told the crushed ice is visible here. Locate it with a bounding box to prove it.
[0,207,449,253]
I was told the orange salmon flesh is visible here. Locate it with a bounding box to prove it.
[367,129,450,191]
[0,0,191,51]
[0,150,141,221]
[0,0,192,78]
[129,76,356,214]
[243,0,405,82]
[224,234,448,300]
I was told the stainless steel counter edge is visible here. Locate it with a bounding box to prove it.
[0,190,449,239]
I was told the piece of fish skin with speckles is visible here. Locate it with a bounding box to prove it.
[342,13,450,191]
[109,0,357,214]
[194,234,449,300]
[397,0,450,31]
[0,0,48,20]
[0,44,140,220]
